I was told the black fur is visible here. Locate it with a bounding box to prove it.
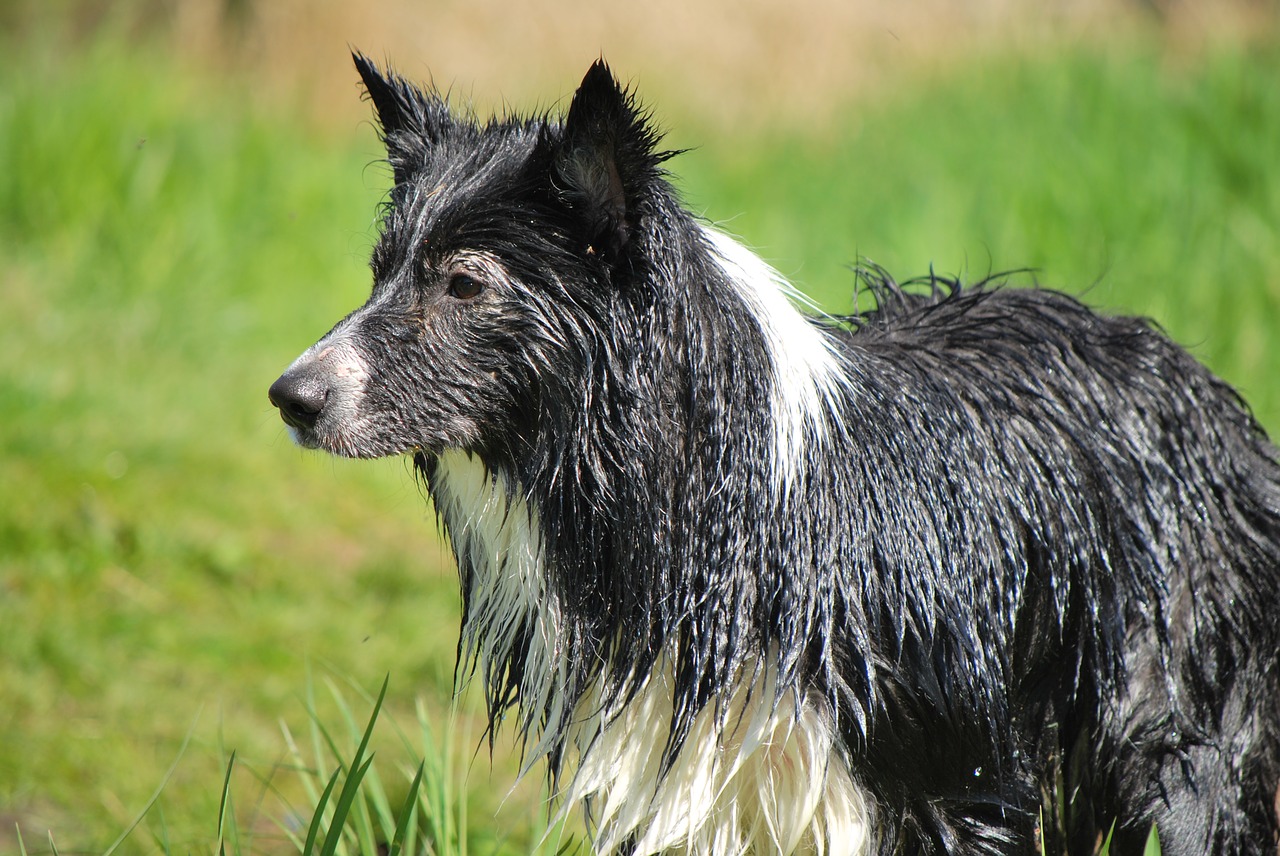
[269,55,1280,854]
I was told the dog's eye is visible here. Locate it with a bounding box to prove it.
[447,273,485,301]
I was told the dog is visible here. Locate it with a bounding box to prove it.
[269,55,1280,855]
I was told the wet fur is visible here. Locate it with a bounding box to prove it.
[269,55,1280,854]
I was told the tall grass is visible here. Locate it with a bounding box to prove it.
[1,25,1275,854]
[215,675,577,856]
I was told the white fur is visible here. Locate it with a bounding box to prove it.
[433,451,874,855]
[431,450,571,765]
[562,658,871,856]
[702,226,853,486]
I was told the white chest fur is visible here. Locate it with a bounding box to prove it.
[430,451,872,855]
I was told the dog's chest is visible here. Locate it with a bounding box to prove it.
[429,451,872,855]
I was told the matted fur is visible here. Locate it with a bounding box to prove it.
[270,55,1280,855]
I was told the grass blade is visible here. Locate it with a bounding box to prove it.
[387,761,426,856]
[1096,822,1116,856]
[325,677,395,848]
[101,711,197,856]
[302,766,343,856]
[215,750,237,854]
[319,756,375,855]
[314,675,390,856]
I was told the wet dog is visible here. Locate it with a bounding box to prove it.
[269,55,1280,854]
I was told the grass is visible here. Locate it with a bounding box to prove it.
[219,675,574,856]
[1,21,1277,855]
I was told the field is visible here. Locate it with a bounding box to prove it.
[1,5,1278,853]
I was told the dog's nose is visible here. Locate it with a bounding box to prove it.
[269,369,328,431]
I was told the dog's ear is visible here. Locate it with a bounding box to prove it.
[353,52,452,185]
[554,60,663,263]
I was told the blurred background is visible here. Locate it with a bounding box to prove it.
[1,1,1278,852]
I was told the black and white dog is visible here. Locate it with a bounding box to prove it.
[269,55,1280,855]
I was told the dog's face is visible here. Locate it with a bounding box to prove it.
[269,56,664,462]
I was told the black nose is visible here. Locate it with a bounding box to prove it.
[269,369,328,431]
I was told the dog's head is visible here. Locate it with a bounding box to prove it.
[269,56,669,462]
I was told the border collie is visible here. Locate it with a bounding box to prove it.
[269,55,1280,855]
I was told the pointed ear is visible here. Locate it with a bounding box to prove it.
[352,52,453,185]
[554,61,662,261]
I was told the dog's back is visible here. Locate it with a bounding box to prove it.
[836,273,1280,853]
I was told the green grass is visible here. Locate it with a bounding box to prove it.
[2,24,1277,855]
[0,34,539,853]
[229,675,573,856]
